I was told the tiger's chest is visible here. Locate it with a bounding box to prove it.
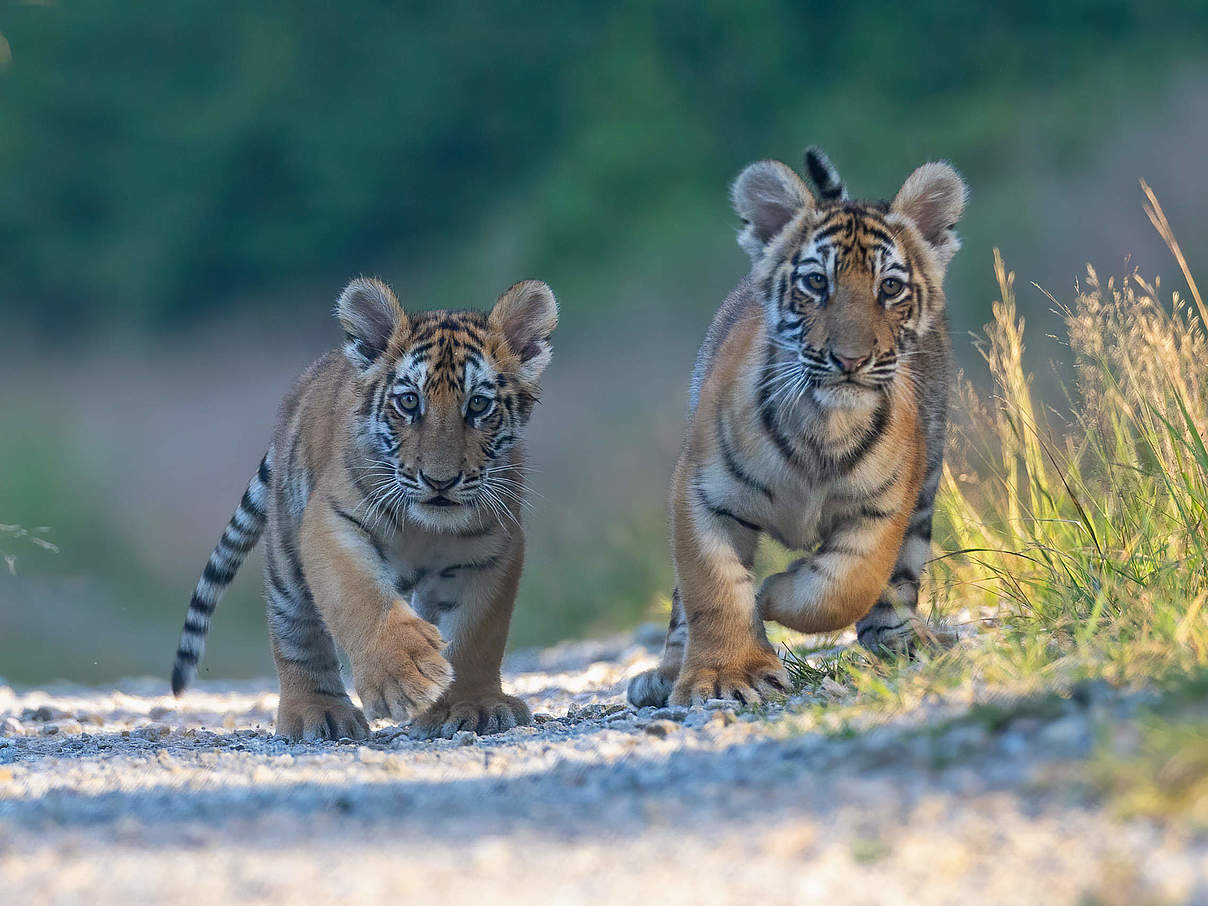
[707,403,896,551]
[379,525,509,619]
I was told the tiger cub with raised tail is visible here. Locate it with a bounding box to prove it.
[630,148,966,708]
[171,277,557,741]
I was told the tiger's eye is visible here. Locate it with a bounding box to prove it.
[806,272,828,292]
[880,277,904,297]
[467,394,491,415]
[394,391,420,415]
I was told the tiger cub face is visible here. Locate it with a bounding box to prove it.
[338,278,557,530]
[733,158,967,410]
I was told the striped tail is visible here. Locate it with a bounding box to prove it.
[171,449,272,695]
[803,146,848,201]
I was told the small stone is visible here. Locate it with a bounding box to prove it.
[0,718,23,736]
[453,730,477,746]
[602,702,628,716]
[644,719,680,739]
[134,722,171,741]
[651,707,688,722]
[76,712,105,726]
[30,705,71,722]
[149,705,173,720]
[532,712,556,724]
[709,709,738,727]
[819,677,848,699]
[703,698,732,710]
[0,737,13,748]
[41,719,83,736]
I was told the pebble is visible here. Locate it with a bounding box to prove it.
[29,705,71,722]
[532,712,556,724]
[41,720,83,736]
[453,730,477,746]
[644,720,681,739]
[651,707,688,722]
[703,698,733,710]
[133,723,171,741]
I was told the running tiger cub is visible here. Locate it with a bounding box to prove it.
[171,277,557,741]
[630,148,966,708]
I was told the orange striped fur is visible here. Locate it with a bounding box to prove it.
[631,149,967,708]
[172,278,557,741]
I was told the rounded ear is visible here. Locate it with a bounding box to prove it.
[731,160,813,261]
[891,162,969,267]
[488,280,558,382]
[336,277,405,369]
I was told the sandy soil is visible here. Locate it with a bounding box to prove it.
[1,633,1204,906]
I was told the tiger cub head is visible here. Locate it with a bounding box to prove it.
[337,277,557,530]
[733,148,967,410]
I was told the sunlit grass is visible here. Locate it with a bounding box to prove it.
[783,184,1208,715]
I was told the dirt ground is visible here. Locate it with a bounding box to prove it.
[1,632,1205,906]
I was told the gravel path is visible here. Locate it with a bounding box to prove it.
[1,632,1204,906]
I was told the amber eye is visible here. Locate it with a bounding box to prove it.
[800,272,828,293]
[393,391,420,415]
[880,277,904,297]
[467,393,492,416]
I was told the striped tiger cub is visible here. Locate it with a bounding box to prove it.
[171,277,557,741]
[630,148,967,708]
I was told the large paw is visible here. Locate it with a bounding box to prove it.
[627,668,675,708]
[670,647,790,707]
[857,616,960,657]
[276,692,369,742]
[409,692,532,740]
[353,607,453,723]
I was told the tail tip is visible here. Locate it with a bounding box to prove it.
[171,663,192,697]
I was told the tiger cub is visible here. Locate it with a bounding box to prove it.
[630,148,966,708]
[171,277,557,741]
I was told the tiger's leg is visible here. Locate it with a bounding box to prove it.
[757,506,909,638]
[669,462,790,707]
[299,500,453,726]
[264,538,370,742]
[626,587,688,708]
[410,538,532,739]
[856,457,956,653]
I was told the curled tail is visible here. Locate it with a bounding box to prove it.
[803,146,848,201]
[171,449,272,695]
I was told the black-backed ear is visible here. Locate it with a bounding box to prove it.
[336,277,405,369]
[731,160,813,261]
[488,280,558,383]
[891,162,969,267]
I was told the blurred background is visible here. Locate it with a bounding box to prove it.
[1,1,1206,684]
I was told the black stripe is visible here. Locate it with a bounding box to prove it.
[239,487,265,519]
[202,560,237,586]
[175,647,198,665]
[890,567,918,585]
[812,399,890,474]
[331,502,388,564]
[257,455,271,485]
[694,482,761,532]
[716,418,773,501]
[439,557,501,579]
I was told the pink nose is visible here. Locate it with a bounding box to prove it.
[833,352,871,373]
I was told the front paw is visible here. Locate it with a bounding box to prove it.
[353,607,453,723]
[409,692,532,740]
[670,646,790,707]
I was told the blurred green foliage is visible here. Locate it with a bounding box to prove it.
[3,0,1206,328]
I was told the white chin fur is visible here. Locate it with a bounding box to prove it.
[812,384,880,410]
[408,501,480,532]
